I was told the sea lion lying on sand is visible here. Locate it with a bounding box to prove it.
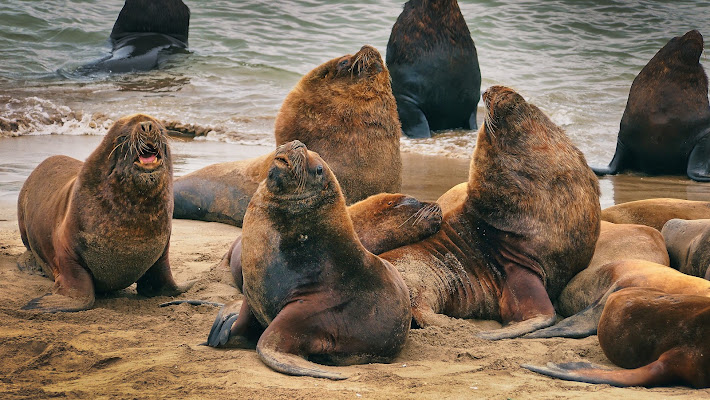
[601,198,710,231]
[379,85,601,340]
[662,218,710,279]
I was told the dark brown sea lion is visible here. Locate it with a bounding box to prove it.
[526,222,670,338]
[524,287,710,388]
[17,114,192,312]
[78,0,190,74]
[173,153,272,226]
[206,141,411,380]
[386,0,481,138]
[274,45,402,204]
[662,218,710,279]
[601,198,710,231]
[592,30,710,181]
[223,192,443,291]
[380,85,601,340]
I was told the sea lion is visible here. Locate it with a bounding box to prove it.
[662,218,710,279]
[592,30,710,181]
[526,222,670,339]
[173,153,272,226]
[17,114,192,312]
[206,141,411,380]
[524,287,710,388]
[78,0,190,74]
[380,85,601,340]
[436,182,467,215]
[224,192,443,291]
[386,0,481,138]
[274,45,402,204]
[601,198,710,231]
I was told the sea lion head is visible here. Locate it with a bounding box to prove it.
[479,85,534,147]
[89,114,172,198]
[307,45,389,94]
[670,30,704,66]
[265,140,341,211]
[349,193,443,254]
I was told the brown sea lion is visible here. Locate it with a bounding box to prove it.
[206,141,411,380]
[380,85,601,340]
[662,218,710,279]
[386,0,481,138]
[592,30,710,181]
[601,198,710,231]
[223,192,443,291]
[526,222,670,338]
[78,0,190,74]
[436,182,467,215]
[17,114,192,312]
[173,152,272,226]
[274,45,402,204]
[524,287,710,388]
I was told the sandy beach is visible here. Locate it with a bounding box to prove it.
[1,169,710,399]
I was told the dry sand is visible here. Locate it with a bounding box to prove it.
[0,200,708,400]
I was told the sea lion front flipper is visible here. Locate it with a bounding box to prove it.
[22,292,95,313]
[687,134,710,181]
[23,250,96,312]
[136,244,195,297]
[256,302,347,380]
[521,362,623,386]
[397,96,431,139]
[478,262,556,340]
[524,302,602,339]
[206,300,259,348]
[467,110,478,130]
[591,139,627,175]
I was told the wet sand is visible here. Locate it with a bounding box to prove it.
[1,135,710,398]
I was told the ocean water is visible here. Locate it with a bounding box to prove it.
[1,0,710,205]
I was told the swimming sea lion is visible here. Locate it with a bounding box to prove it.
[386,0,481,138]
[662,218,710,279]
[601,198,710,231]
[526,222,670,339]
[380,85,601,340]
[207,141,411,380]
[173,153,272,226]
[223,192,443,290]
[592,30,710,181]
[17,114,192,312]
[274,45,402,204]
[524,287,710,388]
[79,0,190,74]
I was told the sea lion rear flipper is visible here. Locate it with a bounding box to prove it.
[397,97,431,138]
[591,139,627,175]
[256,303,348,380]
[523,347,693,388]
[687,135,710,181]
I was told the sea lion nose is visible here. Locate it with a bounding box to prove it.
[141,121,152,132]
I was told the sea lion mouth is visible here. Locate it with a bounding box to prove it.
[350,45,384,78]
[134,142,162,169]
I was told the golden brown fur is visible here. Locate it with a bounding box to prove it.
[274,45,402,203]
[601,198,710,231]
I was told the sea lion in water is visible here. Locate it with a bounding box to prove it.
[379,85,601,340]
[662,218,710,279]
[386,0,481,138]
[526,222,670,339]
[17,114,192,312]
[274,45,402,204]
[224,193,443,291]
[206,141,411,380]
[78,0,190,74]
[601,198,710,231]
[173,153,272,226]
[524,287,710,388]
[592,30,710,181]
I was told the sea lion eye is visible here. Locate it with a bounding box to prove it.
[315,165,323,176]
[387,201,393,206]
